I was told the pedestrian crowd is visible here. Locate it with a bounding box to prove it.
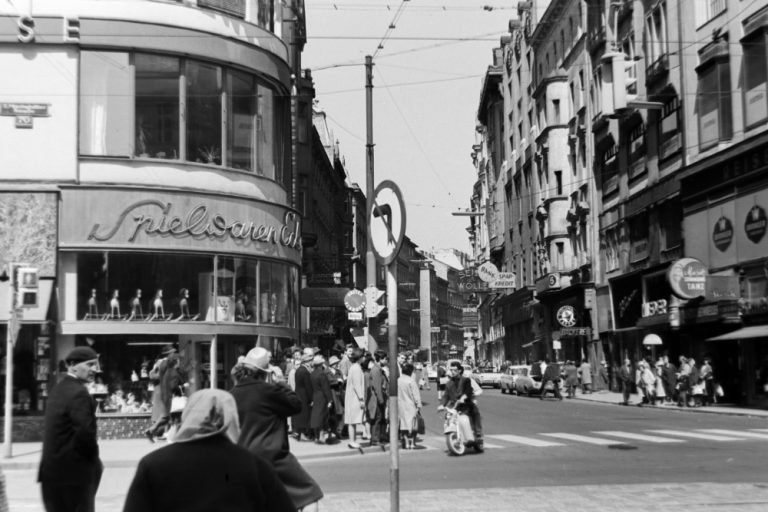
[618,355,721,407]
[255,344,425,451]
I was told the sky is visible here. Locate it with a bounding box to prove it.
[302,1,515,254]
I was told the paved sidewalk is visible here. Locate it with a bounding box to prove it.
[570,389,768,417]
[316,483,768,512]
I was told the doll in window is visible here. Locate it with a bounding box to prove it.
[235,291,251,322]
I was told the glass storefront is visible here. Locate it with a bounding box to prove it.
[75,251,298,327]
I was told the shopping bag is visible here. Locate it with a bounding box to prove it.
[170,395,188,414]
[412,412,425,435]
[715,384,724,397]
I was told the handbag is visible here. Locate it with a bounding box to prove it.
[170,394,188,413]
[412,411,425,435]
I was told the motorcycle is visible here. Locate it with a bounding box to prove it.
[439,404,483,455]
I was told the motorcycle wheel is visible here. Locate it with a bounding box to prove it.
[445,432,466,456]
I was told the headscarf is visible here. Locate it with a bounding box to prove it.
[172,389,240,444]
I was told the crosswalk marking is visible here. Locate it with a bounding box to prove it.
[541,433,625,445]
[487,434,565,447]
[646,429,747,442]
[593,431,684,443]
[698,429,768,440]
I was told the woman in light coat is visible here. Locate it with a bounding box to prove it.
[397,363,422,450]
[343,348,366,449]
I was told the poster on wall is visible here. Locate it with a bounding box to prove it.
[708,200,737,269]
[736,191,768,262]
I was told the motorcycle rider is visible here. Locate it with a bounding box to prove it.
[438,360,483,449]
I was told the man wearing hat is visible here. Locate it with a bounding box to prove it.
[38,346,103,512]
[325,356,345,442]
[145,344,181,442]
[231,347,324,511]
[291,350,315,441]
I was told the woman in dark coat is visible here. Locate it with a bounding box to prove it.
[309,355,333,443]
[231,347,323,511]
[146,349,182,441]
[124,389,294,512]
[291,353,314,441]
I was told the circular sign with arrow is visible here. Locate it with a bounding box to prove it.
[368,180,406,266]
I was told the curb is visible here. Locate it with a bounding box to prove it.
[572,395,768,418]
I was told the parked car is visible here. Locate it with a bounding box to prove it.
[474,365,502,388]
[513,363,564,397]
[500,365,531,394]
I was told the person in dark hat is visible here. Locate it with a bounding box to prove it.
[291,351,315,441]
[231,347,324,511]
[145,344,182,442]
[38,346,103,512]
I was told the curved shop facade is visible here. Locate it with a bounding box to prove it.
[0,1,299,430]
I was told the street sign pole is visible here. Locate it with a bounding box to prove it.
[387,262,399,512]
[4,263,20,459]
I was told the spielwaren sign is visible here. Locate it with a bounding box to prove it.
[59,189,302,263]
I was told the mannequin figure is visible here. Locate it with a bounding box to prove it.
[148,289,166,321]
[85,289,98,319]
[107,289,121,320]
[127,289,143,321]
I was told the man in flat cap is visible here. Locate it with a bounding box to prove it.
[38,346,103,512]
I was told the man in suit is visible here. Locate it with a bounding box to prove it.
[38,346,103,512]
[369,350,388,445]
[619,358,634,405]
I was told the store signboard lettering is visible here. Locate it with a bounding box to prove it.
[88,200,301,250]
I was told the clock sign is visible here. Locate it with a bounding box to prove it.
[712,216,733,252]
[745,205,767,244]
[556,305,577,327]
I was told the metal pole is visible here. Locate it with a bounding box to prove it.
[210,334,217,389]
[3,266,15,458]
[386,263,399,512]
[365,55,377,353]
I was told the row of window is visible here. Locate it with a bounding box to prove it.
[80,51,290,184]
[76,252,299,328]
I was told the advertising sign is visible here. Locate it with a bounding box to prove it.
[667,258,707,300]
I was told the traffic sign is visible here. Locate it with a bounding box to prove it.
[430,326,441,333]
[343,289,366,312]
[368,180,406,266]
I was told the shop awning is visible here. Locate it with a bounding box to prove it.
[707,325,768,341]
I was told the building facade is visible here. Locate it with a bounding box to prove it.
[0,0,302,423]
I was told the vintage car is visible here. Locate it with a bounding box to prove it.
[474,365,503,388]
[499,365,532,394]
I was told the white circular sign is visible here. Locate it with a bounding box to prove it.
[368,180,406,266]
[477,262,500,283]
[556,305,577,327]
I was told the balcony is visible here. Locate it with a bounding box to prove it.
[198,0,245,18]
[646,54,669,87]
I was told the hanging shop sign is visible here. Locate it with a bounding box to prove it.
[667,258,707,300]
[712,216,734,252]
[642,299,667,318]
[477,262,500,282]
[745,205,767,243]
[556,305,577,327]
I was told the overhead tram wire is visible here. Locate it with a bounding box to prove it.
[371,0,411,59]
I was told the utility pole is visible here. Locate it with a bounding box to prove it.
[365,55,378,353]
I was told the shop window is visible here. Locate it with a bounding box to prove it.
[743,31,768,128]
[227,70,256,171]
[187,61,222,165]
[80,52,132,156]
[696,44,732,150]
[259,261,289,325]
[135,54,180,160]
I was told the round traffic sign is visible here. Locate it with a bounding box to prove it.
[344,289,366,312]
[368,180,406,266]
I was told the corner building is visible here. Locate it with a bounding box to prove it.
[0,0,301,431]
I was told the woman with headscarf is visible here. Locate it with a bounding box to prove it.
[231,347,324,512]
[343,347,366,449]
[123,389,294,512]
